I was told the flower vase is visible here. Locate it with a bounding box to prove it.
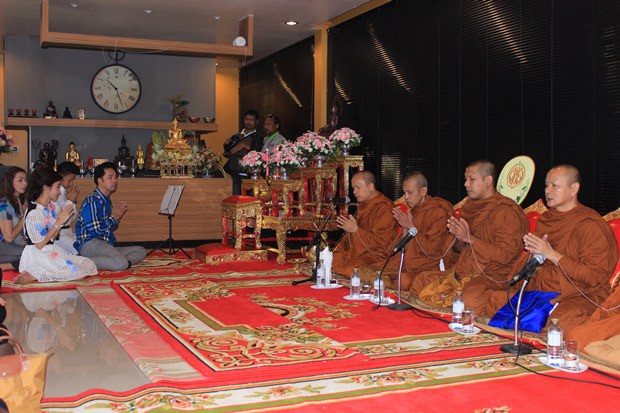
[280,166,289,180]
[313,154,325,168]
[342,143,351,156]
[251,168,260,180]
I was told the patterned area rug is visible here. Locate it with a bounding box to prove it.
[41,266,620,412]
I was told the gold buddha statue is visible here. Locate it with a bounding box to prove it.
[136,144,145,169]
[165,119,191,155]
[65,141,81,167]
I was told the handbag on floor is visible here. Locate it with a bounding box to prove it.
[0,327,49,413]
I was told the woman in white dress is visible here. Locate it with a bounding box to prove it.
[15,167,97,283]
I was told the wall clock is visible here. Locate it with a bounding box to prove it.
[90,64,141,114]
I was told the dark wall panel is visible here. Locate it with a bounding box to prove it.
[324,0,620,213]
[239,38,314,141]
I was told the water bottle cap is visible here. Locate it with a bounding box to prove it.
[551,317,559,323]
[455,290,462,295]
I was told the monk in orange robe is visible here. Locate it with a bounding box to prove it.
[410,160,528,308]
[332,171,399,277]
[466,165,618,335]
[383,172,457,291]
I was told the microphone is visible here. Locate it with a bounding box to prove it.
[390,227,418,257]
[509,253,545,286]
[329,196,351,204]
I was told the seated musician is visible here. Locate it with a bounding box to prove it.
[223,109,264,195]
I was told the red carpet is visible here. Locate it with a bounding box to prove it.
[40,258,620,412]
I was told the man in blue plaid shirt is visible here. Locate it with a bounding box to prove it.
[74,162,145,270]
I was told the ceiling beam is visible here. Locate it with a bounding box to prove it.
[39,0,253,59]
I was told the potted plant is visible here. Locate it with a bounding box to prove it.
[167,94,189,122]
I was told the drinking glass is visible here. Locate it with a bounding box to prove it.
[462,308,475,333]
[563,339,580,370]
[360,280,371,297]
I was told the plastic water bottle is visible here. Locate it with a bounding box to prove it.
[373,271,385,303]
[547,318,563,366]
[452,290,464,330]
[350,268,361,297]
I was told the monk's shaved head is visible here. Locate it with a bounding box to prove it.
[468,160,496,183]
[353,170,376,187]
[550,164,581,185]
[403,172,428,189]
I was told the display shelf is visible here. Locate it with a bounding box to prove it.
[5,117,218,132]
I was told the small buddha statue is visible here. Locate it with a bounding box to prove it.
[114,134,134,168]
[39,142,51,166]
[62,107,73,119]
[65,141,81,167]
[136,144,145,170]
[318,96,342,138]
[168,119,184,144]
[43,100,58,119]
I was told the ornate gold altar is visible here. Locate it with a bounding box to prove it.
[221,196,263,250]
[227,156,365,262]
[159,119,199,177]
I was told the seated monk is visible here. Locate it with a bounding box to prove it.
[332,171,399,278]
[465,165,618,335]
[410,160,528,307]
[361,172,456,291]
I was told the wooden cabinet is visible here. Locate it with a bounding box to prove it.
[73,177,231,242]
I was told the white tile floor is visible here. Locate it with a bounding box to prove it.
[2,290,149,398]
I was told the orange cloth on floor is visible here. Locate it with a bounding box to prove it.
[332,193,398,277]
[384,196,457,290]
[570,286,620,353]
[465,204,618,335]
[410,192,528,308]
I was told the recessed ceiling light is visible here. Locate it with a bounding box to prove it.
[69,3,79,8]
[144,9,153,14]
[214,16,221,20]
[285,21,298,26]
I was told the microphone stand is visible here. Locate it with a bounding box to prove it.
[292,206,335,286]
[500,270,534,355]
[388,247,412,310]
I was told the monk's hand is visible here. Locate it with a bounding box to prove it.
[447,216,473,244]
[392,207,412,230]
[336,214,358,233]
[523,233,562,265]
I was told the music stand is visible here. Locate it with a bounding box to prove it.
[147,185,191,259]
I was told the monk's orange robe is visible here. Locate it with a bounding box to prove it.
[332,193,399,277]
[465,204,618,335]
[385,196,457,290]
[570,286,620,354]
[410,192,528,307]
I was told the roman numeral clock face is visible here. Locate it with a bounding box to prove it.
[91,64,141,114]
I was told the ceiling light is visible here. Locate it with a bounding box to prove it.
[69,3,79,8]
[285,21,298,26]
[144,9,153,14]
[214,16,221,20]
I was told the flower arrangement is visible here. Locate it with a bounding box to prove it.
[268,143,303,171]
[294,131,335,159]
[329,127,362,148]
[0,127,15,154]
[198,146,223,174]
[240,150,269,171]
